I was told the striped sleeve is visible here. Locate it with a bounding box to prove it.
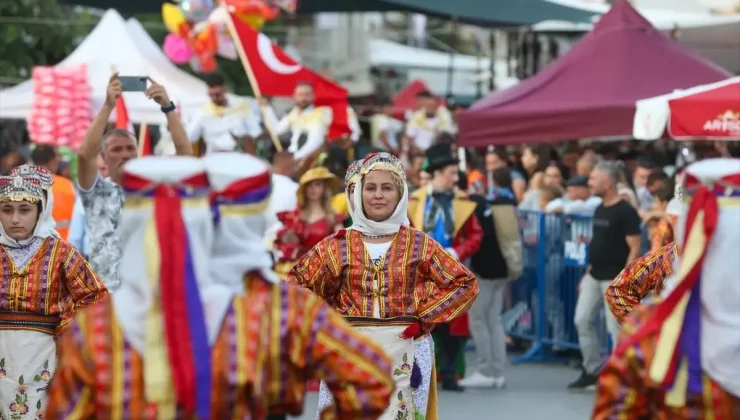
[45,311,96,419]
[58,245,109,336]
[604,242,678,324]
[593,307,652,419]
[286,236,341,300]
[417,238,479,326]
[301,292,394,420]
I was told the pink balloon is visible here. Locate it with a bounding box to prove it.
[164,34,194,64]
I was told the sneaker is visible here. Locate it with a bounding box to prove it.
[567,370,597,392]
[491,376,506,389]
[459,372,499,388]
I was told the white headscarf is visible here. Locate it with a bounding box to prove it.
[349,166,410,236]
[204,153,278,294]
[113,156,233,353]
[0,165,59,248]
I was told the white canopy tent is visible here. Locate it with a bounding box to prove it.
[369,39,519,96]
[0,9,253,124]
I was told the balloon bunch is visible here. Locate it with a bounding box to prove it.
[162,0,279,73]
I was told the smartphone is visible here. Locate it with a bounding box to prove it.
[119,76,147,92]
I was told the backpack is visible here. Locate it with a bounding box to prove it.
[491,205,523,279]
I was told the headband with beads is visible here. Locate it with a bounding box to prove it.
[358,152,406,180]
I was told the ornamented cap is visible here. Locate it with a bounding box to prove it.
[359,152,406,180]
[9,165,54,190]
[0,173,44,203]
[345,160,362,187]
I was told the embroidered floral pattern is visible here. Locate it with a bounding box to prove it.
[395,391,410,420]
[33,360,51,391]
[0,359,6,379]
[34,400,43,420]
[0,356,56,420]
[394,353,412,377]
[8,375,30,420]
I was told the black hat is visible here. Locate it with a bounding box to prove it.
[566,175,589,187]
[423,144,459,173]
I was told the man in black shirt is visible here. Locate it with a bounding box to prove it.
[568,162,642,391]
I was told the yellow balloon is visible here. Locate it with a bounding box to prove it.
[237,13,265,30]
[162,3,188,35]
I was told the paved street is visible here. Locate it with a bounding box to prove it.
[292,353,596,419]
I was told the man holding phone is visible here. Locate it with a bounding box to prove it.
[75,73,193,292]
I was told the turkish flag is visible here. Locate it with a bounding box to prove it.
[228,12,350,140]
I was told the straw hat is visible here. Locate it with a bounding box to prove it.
[297,166,340,207]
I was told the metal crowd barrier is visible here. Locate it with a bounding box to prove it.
[501,211,612,364]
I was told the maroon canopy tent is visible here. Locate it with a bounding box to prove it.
[458,0,732,147]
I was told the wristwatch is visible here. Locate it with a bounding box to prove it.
[161,101,176,113]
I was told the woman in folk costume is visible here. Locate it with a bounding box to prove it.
[273,166,346,279]
[288,152,479,420]
[0,165,107,419]
[204,152,395,419]
[593,158,740,419]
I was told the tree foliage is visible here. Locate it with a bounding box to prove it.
[0,0,94,85]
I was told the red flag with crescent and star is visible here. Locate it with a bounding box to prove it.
[226,10,350,140]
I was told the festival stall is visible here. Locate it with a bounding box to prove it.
[633,76,740,140]
[457,0,732,147]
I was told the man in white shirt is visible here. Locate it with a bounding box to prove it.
[263,82,332,163]
[371,99,403,155]
[186,74,262,154]
[404,90,455,153]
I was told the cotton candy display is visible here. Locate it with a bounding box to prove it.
[27,65,92,149]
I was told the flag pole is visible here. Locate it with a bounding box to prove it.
[224,10,283,153]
